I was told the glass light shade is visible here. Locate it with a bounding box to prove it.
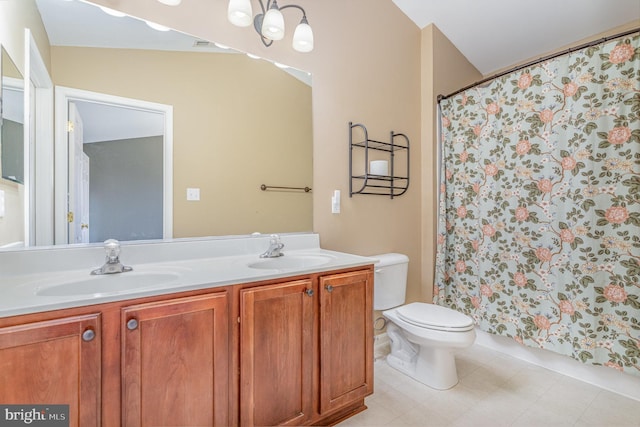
[157,0,182,5]
[292,21,314,52]
[261,6,285,40]
[228,0,253,27]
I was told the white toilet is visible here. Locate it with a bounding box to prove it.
[374,253,476,390]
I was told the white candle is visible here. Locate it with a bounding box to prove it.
[370,160,389,176]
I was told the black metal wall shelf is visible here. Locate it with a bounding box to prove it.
[349,122,410,199]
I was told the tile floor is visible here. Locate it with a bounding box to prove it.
[339,344,640,427]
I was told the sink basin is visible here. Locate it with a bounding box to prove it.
[35,272,181,297]
[248,255,332,270]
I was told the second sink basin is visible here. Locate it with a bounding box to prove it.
[248,255,333,270]
[35,272,181,297]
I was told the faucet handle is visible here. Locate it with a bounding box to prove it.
[104,239,120,249]
[270,234,284,249]
[104,239,121,261]
[91,239,132,275]
[259,234,284,258]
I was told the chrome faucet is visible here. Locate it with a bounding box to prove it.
[91,239,133,275]
[260,234,285,258]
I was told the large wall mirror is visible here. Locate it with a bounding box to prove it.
[1,48,25,185]
[1,0,313,250]
[0,46,26,248]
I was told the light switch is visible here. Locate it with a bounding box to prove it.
[331,190,340,214]
[186,188,200,201]
[0,190,4,217]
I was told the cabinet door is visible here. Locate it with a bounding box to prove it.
[319,270,373,414]
[0,313,101,427]
[239,279,315,427]
[121,291,229,427]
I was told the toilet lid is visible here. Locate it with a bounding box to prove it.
[396,302,474,331]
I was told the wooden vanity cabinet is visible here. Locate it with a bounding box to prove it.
[319,270,374,414]
[0,313,101,427]
[239,279,316,426]
[0,265,372,427]
[238,268,373,426]
[121,292,230,427]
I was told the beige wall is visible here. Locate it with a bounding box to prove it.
[0,0,51,74]
[0,1,30,70]
[51,47,313,237]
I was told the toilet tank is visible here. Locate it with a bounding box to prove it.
[372,253,409,310]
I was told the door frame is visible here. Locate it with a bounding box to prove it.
[25,29,54,246]
[54,86,173,244]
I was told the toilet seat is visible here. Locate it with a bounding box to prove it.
[396,302,474,332]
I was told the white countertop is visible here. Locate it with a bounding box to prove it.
[0,233,375,318]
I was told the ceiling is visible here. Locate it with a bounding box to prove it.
[36,0,311,81]
[392,0,640,75]
[39,0,640,78]
[33,0,640,141]
[36,0,227,53]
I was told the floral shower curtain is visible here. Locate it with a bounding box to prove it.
[434,33,639,375]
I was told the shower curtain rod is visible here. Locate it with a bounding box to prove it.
[437,27,640,103]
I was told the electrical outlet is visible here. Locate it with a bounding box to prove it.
[186,188,200,201]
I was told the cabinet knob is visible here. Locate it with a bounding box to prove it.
[82,328,96,342]
[325,285,334,293]
[305,289,314,297]
[127,318,139,330]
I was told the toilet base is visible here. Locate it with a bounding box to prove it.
[386,323,461,390]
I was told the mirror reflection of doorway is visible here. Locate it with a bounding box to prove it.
[67,102,89,243]
[56,87,173,244]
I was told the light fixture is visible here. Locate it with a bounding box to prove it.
[145,21,171,32]
[228,0,253,27]
[157,0,182,5]
[227,0,314,53]
[292,16,313,52]
[99,6,127,18]
[261,1,285,41]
